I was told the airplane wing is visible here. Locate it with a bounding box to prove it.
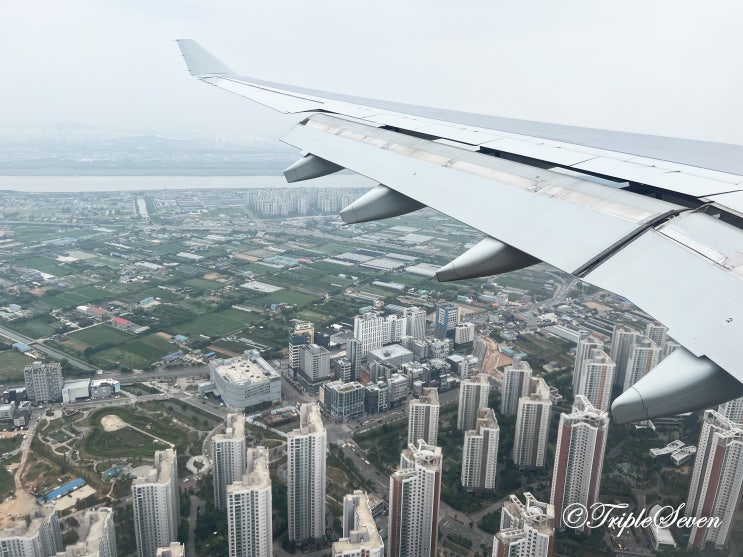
[177,39,743,423]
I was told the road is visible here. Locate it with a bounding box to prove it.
[0,324,96,372]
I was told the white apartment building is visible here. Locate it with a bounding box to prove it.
[622,338,660,391]
[609,324,639,388]
[403,307,427,341]
[492,493,554,557]
[333,491,384,557]
[458,374,490,431]
[287,403,327,545]
[462,408,499,491]
[24,361,63,403]
[353,313,385,357]
[289,322,314,371]
[408,388,440,446]
[575,351,615,412]
[718,396,743,423]
[301,344,331,380]
[227,447,273,557]
[61,507,116,557]
[388,441,442,557]
[572,334,604,396]
[501,359,532,417]
[132,449,180,557]
[513,378,551,469]
[0,505,63,557]
[212,413,246,511]
[454,322,476,345]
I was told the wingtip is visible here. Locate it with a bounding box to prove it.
[176,39,233,76]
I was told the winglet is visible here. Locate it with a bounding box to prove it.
[176,39,233,76]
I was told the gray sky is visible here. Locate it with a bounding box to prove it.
[2,0,742,144]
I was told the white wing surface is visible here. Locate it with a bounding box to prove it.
[177,39,743,422]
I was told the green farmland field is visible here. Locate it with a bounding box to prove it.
[179,308,261,337]
[67,325,133,347]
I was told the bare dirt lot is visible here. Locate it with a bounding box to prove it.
[101,414,128,432]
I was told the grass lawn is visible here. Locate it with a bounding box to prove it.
[179,308,262,337]
[140,399,221,430]
[0,350,33,382]
[119,383,161,396]
[0,435,22,453]
[67,325,133,347]
[86,406,198,449]
[83,426,166,459]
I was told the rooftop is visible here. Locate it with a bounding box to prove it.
[291,403,325,437]
[214,413,245,443]
[63,507,114,557]
[228,447,270,491]
[333,491,384,553]
[133,448,176,487]
[0,504,57,540]
[212,352,280,385]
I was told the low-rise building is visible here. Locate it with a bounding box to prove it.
[646,505,677,551]
[322,381,365,419]
[209,350,281,409]
[62,379,91,404]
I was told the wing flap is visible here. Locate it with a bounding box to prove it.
[282,114,681,274]
[585,212,743,383]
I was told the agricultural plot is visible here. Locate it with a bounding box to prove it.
[179,308,262,337]
[89,334,175,369]
[0,350,34,382]
[114,285,182,304]
[67,325,133,347]
[9,315,60,339]
[150,242,186,255]
[89,347,150,370]
[16,256,75,276]
[181,278,226,291]
[120,335,177,360]
[40,284,125,309]
[263,290,318,306]
[293,309,335,326]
